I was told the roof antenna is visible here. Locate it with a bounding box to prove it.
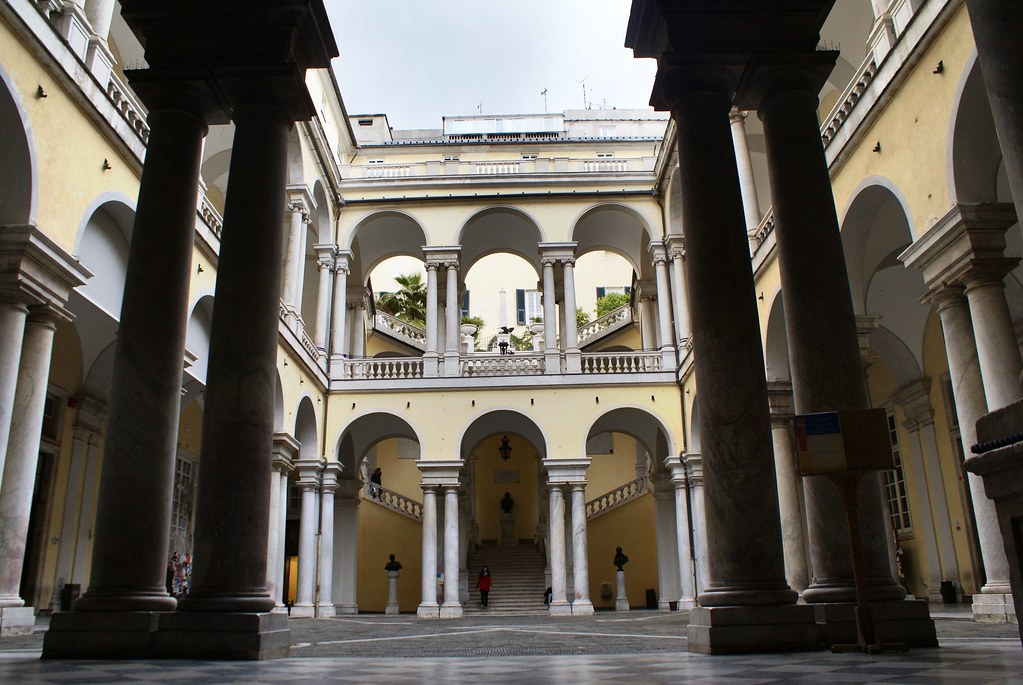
[577,76,589,110]
[541,88,548,113]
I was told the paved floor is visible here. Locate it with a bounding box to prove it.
[1,610,1020,683]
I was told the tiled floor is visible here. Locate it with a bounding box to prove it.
[0,612,1020,684]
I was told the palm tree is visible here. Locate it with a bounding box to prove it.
[376,272,427,326]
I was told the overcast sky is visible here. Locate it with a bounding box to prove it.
[326,1,659,131]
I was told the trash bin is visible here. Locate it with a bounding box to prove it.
[60,583,80,612]
[645,588,657,609]
[940,581,957,604]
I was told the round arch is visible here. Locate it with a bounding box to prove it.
[459,409,547,462]
[294,397,319,461]
[585,406,675,463]
[948,52,1005,205]
[571,203,654,279]
[0,65,36,225]
[764,291,791,382]
[346,210,428,286]
[457,206,545,275]
[334,412,422,479]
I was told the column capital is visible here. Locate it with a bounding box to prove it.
[856,314,884,368]
[728,107,748,125]
[286,184,316,214]
[733,51,839,111]
[538,242,577,264]
[0,224,91,312]
[333,249,352,274]
[682,452,702,486]
[294,457,323,488]
[663,455,688,486]
[649,241,668,265]
[73,394,108,435]
[417,459,463,486]
[423,246,461,269]
[320,462,343,490]
[766,380,794,421]
[543,457,590,484]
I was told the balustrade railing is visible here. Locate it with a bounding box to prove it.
[374,312,426,347]
[367,164,412,178]
[343,357,424,380]
[461,353,544,377]
[475,161,520,175]
[579,351,661,374]
[582,159,628,173]
[586,476,649,519]
[197,192,224,237]
[820,55,879,149]
[577,306,631,346]
[106,72,151,143]
[365,484,423,521]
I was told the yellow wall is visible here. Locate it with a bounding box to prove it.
[357,505,423,612]
[473,433,540,542]
[371,438,422,502]
[587,495,659,609]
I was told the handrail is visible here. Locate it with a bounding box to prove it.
[579,351,661,374]
[461,353,544,377]
[374,312,426,347]
[577,306,631,345]
[365,484,423,521]
[820,54,879,149]
[343,357,424,380]
[586,476,649,519]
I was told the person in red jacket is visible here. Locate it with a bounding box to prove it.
[475,565,492,608]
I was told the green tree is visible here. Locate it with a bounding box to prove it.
[375,273,427,326]
[576,306,591,328]
[461,315,485,345]
[595,291,631,319]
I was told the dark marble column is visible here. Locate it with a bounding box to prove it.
[176,101,292,614]
[747,56,905,604]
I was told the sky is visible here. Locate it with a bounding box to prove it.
[326,0,659,131]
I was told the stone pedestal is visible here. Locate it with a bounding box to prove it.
[0,606,34,636]
[499,513,515,546]
[615,570,629,611]
[812,600,937,648]
[687,605,820,654]
[385,571,400,615]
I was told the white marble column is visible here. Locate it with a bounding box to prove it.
[351,301,366,359]
[683,453,709,594]
[424,264,439,377]
[0,303,27,485]
[652,475,681,610]
[569,484,593,614]
[313,250,334,352]
[83,0,115,40]
[292,461,320,617]
[268,434,296,611]
[441,485,462,617]
[548,484,570,614]
[418,485,439,617]
[963,269,1023,411]
[766,383,809,593]
[444,264,460,377]
[932,288,1012,617]
[667,238,691,345]
[563,259,581,373]
[332,481,359,615]
[282,199,309,311]
[329,256,350,372]
[729,108,761,251]
[266,459,282,605]
[50,426,91,612]
[317,463,340,617]
[275,471,288,609]
[640,293,657,351]
[667,458,696,608]
[652,245,677,368]
[71,430,102,590]
[542,258,559,374]
[0,307,59,608]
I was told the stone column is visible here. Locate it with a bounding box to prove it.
[749,57,906,604]
[282,198,309,312]
[424,264,439,377]
[652,244,677,368]
[963,267,1023,411]
[275,471,289,609]
[0,307,59,610]
[440,485,462,617]
[444,263,460,377]
[177,101,293,616]
[291,460,320,618]
[932,288,1012,617]
[73,105,208,614]
[670,77,796,609]
[350,301,366,359]
[728,108,762,250]
[652,473,681,610]
[266,455,282,606]
[49,425,92,612]
[569,484,593,614]
[316,463,340,618]
[418,485,439,617]
[313,248,334,352]
[667,457,696,608]
[893,382,960,602]
[547,483,570,614]
[332,480,360,615]
[563,258,581,373]
[766,382,809,593]
[683,453,709,594]
[268,434,296,611]
[542,258,559,374]
[329,253,350,375]
[639,292,657,351]
[0,302,27,482]
[82,0,117,81]
[964,0,1023,224]
[667,237,691,345]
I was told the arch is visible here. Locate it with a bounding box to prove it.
[273,371,284,432]
[764,291,791,382]
[0,64,37,224]
[294,397,319,461]
[346,210,428,286]
[571,203,654,278]
[334,412,422,479]
[184,295,214,385]
[311,181,333,245]
[74,200,136,319]
[459,409,547,462]
[949,52,1003,205]
[688,394,701,453]
[666,165,683,234]
[585,406,675,461]
[457,206,545,275]
[868,326,924,390]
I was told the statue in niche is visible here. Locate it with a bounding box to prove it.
[614,546,630,571]
[384,554,403,572]
[500,491,514,514]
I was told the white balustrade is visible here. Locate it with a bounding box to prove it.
[577,306,631,346]
[343,358,424,380]
[579,351,661,374]
[582,159,628,172]
[820,54,878,149]
[365,484,424,521]
[461,353,544,377]
[474,161,520,175]
[367,165,413,178]
[197,192,224,237]
[374,312,427,347]
[106,72,151,143]
[586,476,649,519]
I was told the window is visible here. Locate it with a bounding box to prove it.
[170,456,196,553]
[461,290,470,318]
[596,152,614,158]
[40,394,61,442]
[516,289,543,325]
[599,125,617,137]
[596,286,631,298]
[883,410,912,536]
[443,154,460,162]
[521,153,538,160]
[357,118,374,126]
[367,158,384,164]
[288,480,301,513]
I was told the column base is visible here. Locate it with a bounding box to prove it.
[615,598,630,611]
[335,603,359,615]
[288,603,315,618]
[443,351,460,377]
[53,4,91,61]
[687,604,821,654]
[0,606,35,636]
[812,599,937,647]
[544,350,561,374]
[156,611,290,660]
[85,37,115,86]
[423,353,440,378]
[564,349,581,374]
[572,599,594,615]
[417,602,440,618]
[385,604,400,615]
[43,611,163,658]
[440,603,463,619]
[677,597,697,610]
[549,600,572,616]
[316,603,336,618]
[972,593,1017,623]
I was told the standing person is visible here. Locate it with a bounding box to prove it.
[370,467,382,499]
[476,565,492,609]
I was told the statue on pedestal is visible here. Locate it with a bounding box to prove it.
[384,554,402,615]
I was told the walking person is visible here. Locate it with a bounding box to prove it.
[476,565,492,609]
[370,467,382,499]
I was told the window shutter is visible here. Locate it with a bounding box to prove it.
[596,287,606,299]
[516,289,526,325]
[625,286,632,295]
[461,290,470,317]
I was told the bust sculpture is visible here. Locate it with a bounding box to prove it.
[384,553,402,572]
[500,491,514,514]
[613,546,630,571]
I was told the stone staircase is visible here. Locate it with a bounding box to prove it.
[464,542,548,615]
